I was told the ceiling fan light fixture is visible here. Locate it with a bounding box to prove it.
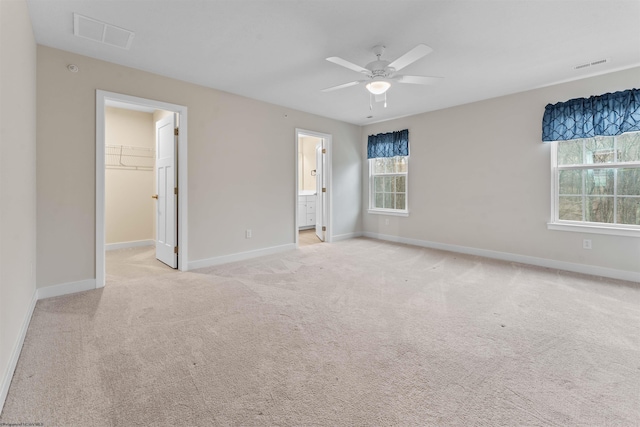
[366,80,391,95]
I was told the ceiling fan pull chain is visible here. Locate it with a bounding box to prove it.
[384,92,387,108]
[369,92,373,110]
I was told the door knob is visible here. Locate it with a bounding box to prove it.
[151,194,158,199]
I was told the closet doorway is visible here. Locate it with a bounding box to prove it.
[103,103,173,278]
[96,91,188,288]
[295,129,332,247]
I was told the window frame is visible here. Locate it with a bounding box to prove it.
[548,133,640,237]
[368,156,409,216]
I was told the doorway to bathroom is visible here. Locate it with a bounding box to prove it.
[295,129,332,247]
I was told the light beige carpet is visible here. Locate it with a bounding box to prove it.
[1,238,638,426]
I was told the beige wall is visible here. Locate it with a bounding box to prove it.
[0,0,37,405]
[362,66,640,274]
[299,136,318,192]
[105,107,155,245]
[36,46,362,288]
[153,109,172,123]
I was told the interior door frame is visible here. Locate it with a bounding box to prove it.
[294,128,332,246]
[96,90,189,288]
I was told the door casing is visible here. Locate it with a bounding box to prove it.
[315,142,324,242]
[96,90,188,287]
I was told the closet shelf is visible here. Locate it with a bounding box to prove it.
[106,145,154,170]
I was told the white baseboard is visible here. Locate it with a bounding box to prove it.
[332,231,363,242]
[188,243,296,270]
[0,290,37,414]
[37,278,97,300]
[363,232,640,283]
[105,239,154,251]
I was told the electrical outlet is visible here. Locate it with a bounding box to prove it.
[246,229,252,239]
[384,218,389,226]
[583,239,592,250]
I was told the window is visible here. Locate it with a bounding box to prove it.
[550,131,640,236]
[367,129,409,215]
[369,156,408,215]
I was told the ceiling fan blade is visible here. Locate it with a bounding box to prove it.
[321,80,362,92]
[388,44,433,71]
[396,75,442,85]
[326,56,370,74]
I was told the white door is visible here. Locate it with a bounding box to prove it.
[155,114,178,268]
[315,141,324,241]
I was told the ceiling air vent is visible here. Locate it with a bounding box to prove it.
[574,58,610,70]
[73,13,134,50]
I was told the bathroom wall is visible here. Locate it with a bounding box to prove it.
[299,136,318,192]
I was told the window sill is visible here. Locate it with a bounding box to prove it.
[547,222,640,238]
[368,209,409,217]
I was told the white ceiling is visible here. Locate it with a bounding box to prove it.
[26,0,640,125]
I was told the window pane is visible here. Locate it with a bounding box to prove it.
[396,193,406,210]
[559,196,582,221]
[383,176,392,192]
[559,170,582,195]
[389,157,398,173]
[374,192,383,208]
[618,132,640,162]
[374,176,383,192]
[585,196,614,223]
[384,158,394,173]
[397,157,408,173]
[373,158,385,174]
[384,193,394,209]
[618,168,640,196]
[585,136,614,164]
[585,168,614,195]
[558,140,583,165]
[388,156,408,173]
[396,175,406,192]
[617,197,640,225]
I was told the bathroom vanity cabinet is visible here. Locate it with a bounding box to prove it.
[298,194,316,229]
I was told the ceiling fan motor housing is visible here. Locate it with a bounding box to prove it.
[365,60,395,78]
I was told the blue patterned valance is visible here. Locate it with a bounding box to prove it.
[542,89,640,142]
[367,129,409,159]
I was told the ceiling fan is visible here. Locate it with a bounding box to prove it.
[322,44,442,105]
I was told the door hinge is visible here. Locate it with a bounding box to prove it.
[174,128,179,136]
[174,246,178,254]
[322,187,326,193]
[322,226,326,231]
[322,148,326,154]
[174,187,178,195]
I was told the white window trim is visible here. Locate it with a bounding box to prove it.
[367,208,410,217]
[368,157,409,216]
[547,139,640,238]
[547,221,640,237]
